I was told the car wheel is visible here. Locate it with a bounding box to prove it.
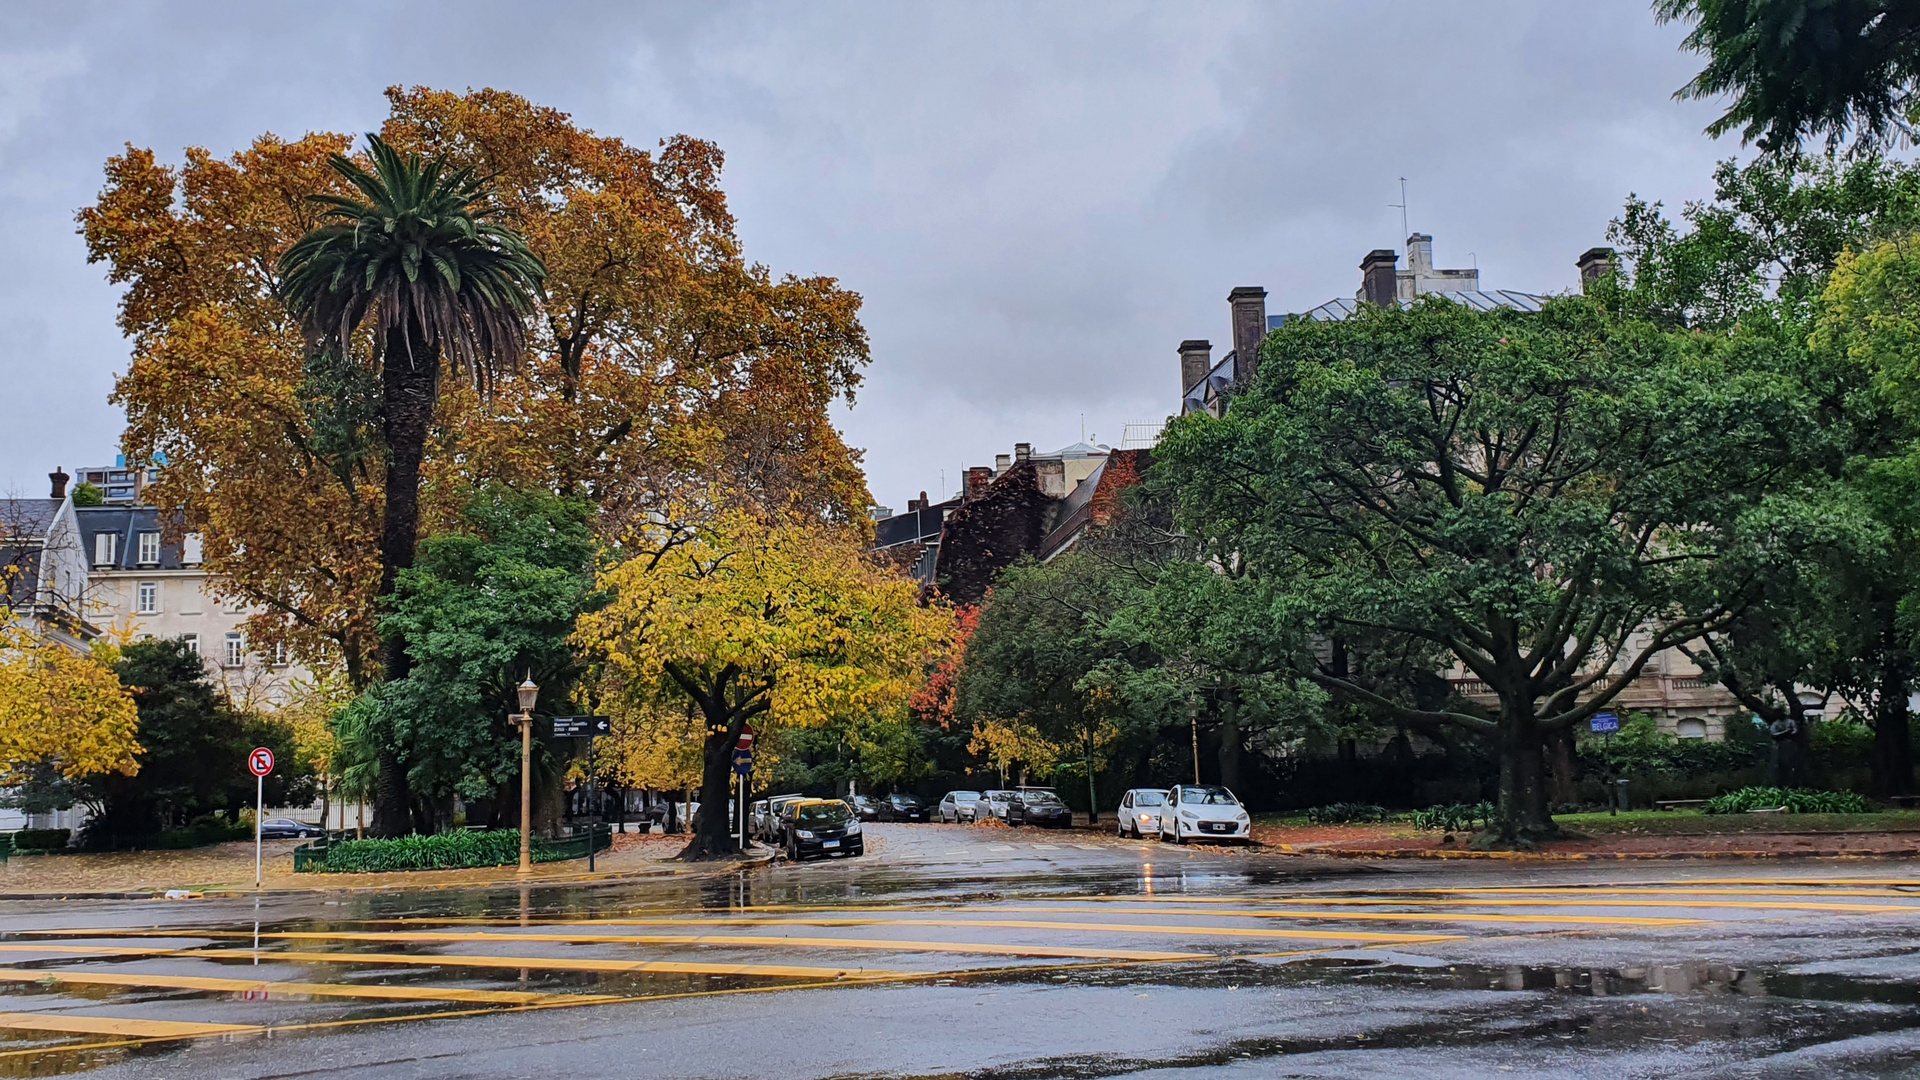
[1173,823,1186,845]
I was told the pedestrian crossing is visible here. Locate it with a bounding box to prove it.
[4,876,1920,1065]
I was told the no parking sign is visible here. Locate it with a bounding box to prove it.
[248,747,275,777]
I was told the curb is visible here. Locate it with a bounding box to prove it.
[1271,844,1920,862]
[0,849,781,902]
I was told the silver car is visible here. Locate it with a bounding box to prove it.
[980,790,1017,821]
[1115,788,1169,839]
[938,790,983,823]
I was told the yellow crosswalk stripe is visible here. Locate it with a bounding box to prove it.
[564,917,1459,945]
[1103,895,1920,915]
[194,949,909,980]
[0,1012,257,1038]
[0,969,605,1006]
[1011,904,1702,927]
[29,928,1203,963]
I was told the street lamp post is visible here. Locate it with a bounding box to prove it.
[514,676,539,876]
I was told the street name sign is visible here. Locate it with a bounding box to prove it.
[1590,713,1620,734]
[553,715,612,738]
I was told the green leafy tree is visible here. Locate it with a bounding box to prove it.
[278,134,546,836]
[342,486,598,834]
[84,638,311,842]
[1659,0,1920,155]
[1152,296,1831,845]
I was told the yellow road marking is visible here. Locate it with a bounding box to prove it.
[0,969,603,1006]
[19,929,1202,963]
[0,944,174,958]
[1005,905,1700,927]
[1100,896,1920,915]
[0,1011,257,1038]
[195,949,907,980]
[559,917,1459,945]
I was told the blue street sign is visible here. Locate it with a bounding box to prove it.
[733,749,753,775]
[1590,712,1620,734]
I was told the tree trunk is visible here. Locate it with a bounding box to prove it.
[1217,689,1242,794]
[1871,665,1914,797]
[1084,731,1099,826]
[1547,726,1579,807]
[370,322,440,837]
[681,713,746,860]
[1488,708,1557,849]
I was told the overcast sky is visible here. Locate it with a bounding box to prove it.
[0,1,1734,509]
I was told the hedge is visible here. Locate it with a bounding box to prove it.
[304,830,572,873]
[1304,803,1387,825]
[10,829,70,851]
[1703,787,1876,814]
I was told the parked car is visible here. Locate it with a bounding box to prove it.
[850,794,881,821]
[938,790,983,823]
[1006,789,1073,829]
[877,793,929,822]
[258,818,323,839]
[757,794,807,843]
[1160,784,1250,844]
[1115,788,1169,838]
[980,790,1017,821]
[783,799,864,861]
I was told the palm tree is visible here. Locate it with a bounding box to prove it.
[280,134,545,835]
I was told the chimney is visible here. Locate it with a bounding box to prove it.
[1014,442,1032,463]
[994,453,1012,475]
[965,466,993,498]
[1405,233,1433,276]
[1576,247,1616,292]
[48,467,69,501]
[1361,249,1399,307]
[920,489,929,507]
[907,494,923,512]
[1178,339,1212,396]
[1228,287,1268,385]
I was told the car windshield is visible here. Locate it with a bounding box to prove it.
[951,791,980,801]
[1023,792,1064,805]
[797,803,852,825]
[892,795,920,804]
[1132,791,1167,807]
[986,791,1011,801]
[1179,786,1239,805]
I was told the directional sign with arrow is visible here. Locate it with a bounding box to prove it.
[553,715,612,738]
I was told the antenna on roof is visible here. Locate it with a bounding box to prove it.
[1390,177,1409,239]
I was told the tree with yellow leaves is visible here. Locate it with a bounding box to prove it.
[0,625,141,786]
[577,513,950,857]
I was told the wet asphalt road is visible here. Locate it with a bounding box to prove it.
[3,824,1920,1077]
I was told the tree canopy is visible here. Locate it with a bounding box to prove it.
[576,512,950,857]
[0,626,140,787]
[1150,295,1835,842]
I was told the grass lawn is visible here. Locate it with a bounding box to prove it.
[1553,808,1920,836]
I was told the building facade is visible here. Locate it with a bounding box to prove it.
[73,504,308,709]
[0,471,93,651]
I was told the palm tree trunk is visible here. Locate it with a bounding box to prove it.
[370,321,440,837]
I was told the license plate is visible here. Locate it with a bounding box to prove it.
[1206,823,1227,832]
[823,840,840,848]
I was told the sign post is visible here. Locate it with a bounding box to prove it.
[1589,713,1620,815]
[554,717,612,870]
[248,747,274,889]
[735,723,755,850]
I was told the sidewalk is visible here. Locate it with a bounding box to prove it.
[1251,816,1920,860]
[0,831,763,898]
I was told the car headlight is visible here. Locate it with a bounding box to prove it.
[843,820,861,835]
[1180,810,1197,820]
[796,829,815,840]
[1235,812,1250,822]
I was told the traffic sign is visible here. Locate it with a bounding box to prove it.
[248,747,275,777]
[553,715,612,738]
[733,749,753,775]
[1589,712,1620,734]
[736,722,755,751]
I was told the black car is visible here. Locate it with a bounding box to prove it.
[850,794,881,822]
[784,799,865,861]
[1006,791,1073,829]
[258,817,324,839]
[877,793,929,822]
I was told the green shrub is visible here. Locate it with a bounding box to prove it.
[1410,802,1495,832]
[10,828,70,851]
[157,817,253,849]
[309,830,571,873]
[1703,787,1876,814]
[1304,803,1387,825]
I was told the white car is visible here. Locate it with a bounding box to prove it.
[938,790,983,823]
[1160,784,1251,844]
[1115,788,1169,839]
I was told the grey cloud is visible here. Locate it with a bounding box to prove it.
[0,1,1734,510]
